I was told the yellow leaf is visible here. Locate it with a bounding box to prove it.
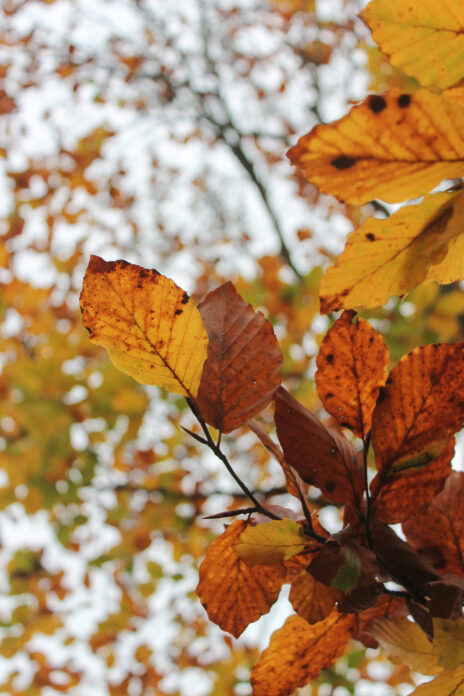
[433,619,464,670]
[80,256,208,397]
[234,519,309,565]
[369,617,441,676]
[288,89,464,204]
[361,0,464,90]
[320,191,464,312]
[410,665,464,696]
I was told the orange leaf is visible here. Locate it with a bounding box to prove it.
[250,612,355,696]
[289,570,341,624]
[80,256,208,397]
[274,387,364,508]
[371,343,464,475]
[196,282,282,433]
[315,311,388,438]
[403,472,464,576]
[287,89,464,204]
[196,520,285,638]
[370,437,454,524]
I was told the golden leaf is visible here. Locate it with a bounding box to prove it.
[409,666,464,696]
[361,0,464,90]
[234,519,309,565]
[80,256,208,397]
[320,190,464,312]
[196,520,285,638]
[433,618,464,670]
[288,89,464,204]
[369,617,441,675]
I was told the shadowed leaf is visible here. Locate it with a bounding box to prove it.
[250,612,355,696]
[80,256,208,397]
[274,387,364,508]
[315,311,388,437]
[372,343,464,475]
[196,520,285,638]
[368,617,440,675]
[361,0,464,90]
[196,282,282,433]
[287,89,464,204]
[433,619,464,670]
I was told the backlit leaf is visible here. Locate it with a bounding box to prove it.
[250,612,355,696]
[371,343,464,475]
[80,256,208,397]
[370,438,454,524]
[410,666,464,696]
[361,0,464,90]
[287,89,464,204]
[403,472,464,576]
[320,190,464,312]
[196,282,282,433]
[368,617,440,675]
[274,387,364,507]
[234,519,310,565]
[196,520,285,638]
[433,618,464,670]
[315,311,388,437]
[289,570,341,624]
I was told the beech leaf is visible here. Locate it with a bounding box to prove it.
[320,190,464,313]
[289,571,341,624]
[409,666,464,696]
[234,519,310,566]
[80,256,208,398]
[250,612,355,696]
[433,619,464,670]
[196,520,285,638]
[368,617,440,675]
[196,282,282,433]
[315,311,388,437]
[287,89,464,204]
[371,343,464,475]
[361,0,464,90]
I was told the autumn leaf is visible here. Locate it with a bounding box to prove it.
[289,570,341,624]
[403,472,464,577]
[196,282,282,433]
[368,617,441,675]
[409,666,464,696]
[371,343,464,475]
[433,618,464,670]
[320,190,464,312]
[315,311,388,437]
[80,256,209,397]
[234,519,311,565]
[370,437,454,524]
[274,387,364,508]
[250,612,355,696]
[287,89,464,204]
[196,520,285,638]
[361,0,464,90]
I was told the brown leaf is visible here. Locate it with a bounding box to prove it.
[289,570,341,623]
[370,437,454,524]
[196,520,285,638]
[196,282,282,433]
[274,387,364,508]
[287,89,464,204]
[371,343,464,475]
[403,472,464,577]
[315,311,388,438]
[250,612,355,696]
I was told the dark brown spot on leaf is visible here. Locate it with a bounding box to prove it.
[331,154,356,170]
[365,233,375,241]
[181,291,189,304]
[368,95,387,113]
[398,94,411,108]
[326,353,334,364]
[175,309,182,315]
[325,481,336,492]
[325,392,334,399]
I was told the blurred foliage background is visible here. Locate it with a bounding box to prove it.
[0,0,463,694]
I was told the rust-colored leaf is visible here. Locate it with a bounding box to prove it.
[274,387,364,508]
[289,570,341,624]
[196,520,285,638]
[315,311,388,438]
[80,256,208,397]
[250,612,355,696]
[371,343,464,476]
[356,594,408,648]
[370,438,454,524]
[196,282,282,433]
[403,472,464,577]
[287,89,464,204]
